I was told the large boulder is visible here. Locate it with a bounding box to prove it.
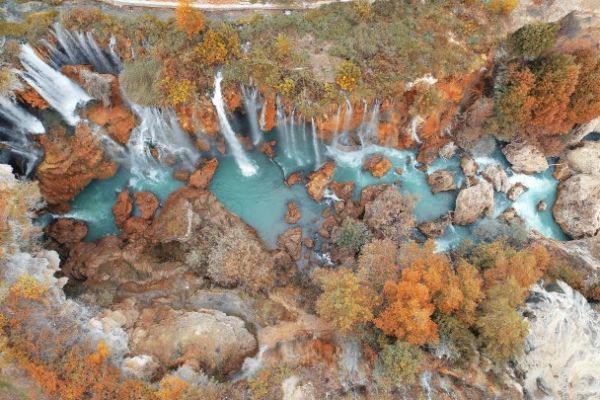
[553,174,600,238]
[134,191,160,220]
[502,139,548,174]
[277,226,303,261]
[454,180,494,225]
[427,170,457,193]
[44,218,88,246]
[131,307,257,375]
[564,141,600,176]
[417,215,451,238]
[481,164,511,193]
[285,201,302,224]
[306,162,336,202]
[460,155,479,178]
[189,158,218,190]
[362,154,392,178]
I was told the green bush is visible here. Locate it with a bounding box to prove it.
[374,342,423,387]
[435,314,477,366]
[334,218,372,252]
[119,58,164,106]
[510,22,560,59]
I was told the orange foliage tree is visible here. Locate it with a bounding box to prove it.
[175,0,205,39]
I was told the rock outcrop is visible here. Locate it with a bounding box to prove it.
[134,192,159,220]
[362,154,392,178]
[454,180,494,225]
[112,190,133,229]
[285,201,301,224]
[481,164,511,193]
[363,186,415,243]
[553,174,600,238]
[277,226,303,261]
[189,158,218,190]
[130,307,257,375]
[44,218,88,245]
[502,139,548,174]
[306,162,336,202]
[507,182,528,202]
[36,124,118,210]
[460,155,479,178]
[427,170,457,193]
[418,215,451,238]
[563,141,600,176]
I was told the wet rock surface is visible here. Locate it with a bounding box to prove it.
[454,180,494,225]
[306,161,336,202]
[189,158,218,190]
[285,201,302,224]
[553,174,600,238]
[502,139,549,174]
[362,154,392,178]
[427,169,457,193]
[481,164,511,193]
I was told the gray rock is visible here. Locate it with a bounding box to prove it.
[427,169,457,193]
[460,155,479,178]
[481,164,511,193]
[508,182,528,201]
[454,180,494,225]
[553,174,600,238]
[502,139,548,174]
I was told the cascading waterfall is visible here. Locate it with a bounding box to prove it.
[366,100,380,145]
[357,100,369,147]
[128,105,200,178]
[44,23,121,74]
[519,281,600,399]
[241,85,262,146]
[331,105,342,148]
[18,44,91,126]
[288,109,301,164]
[212,73,258,176]
[0,97,46,176]
[311,118,322,167]
[343,97,353,134]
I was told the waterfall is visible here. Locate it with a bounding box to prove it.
[44,23,121,74]
[0,97,46,176]
[212,73,257,177]
[331,106,342,148]
[18,44,91,126]
[241,85,262,146]
[357,100,369,147]
[367,100,380,144]
[409,115,423,144]
[519,281,600,399]
[311,118,322,167]
[343,97,353,134]
[0,97,45,134]
[128,106,200,178]
[289,109,301,164]
[276,97,292,158]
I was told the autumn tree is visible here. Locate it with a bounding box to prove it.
[567,49,600,126]
[314,268,377,335]
[194,24,241,66]
[476,278,529,366]
[455,260,484,325]
[357,239,399,291]
[334,218,372,253]
[375,278,438,345]
[175,0,205,38]
[526,54,581,137]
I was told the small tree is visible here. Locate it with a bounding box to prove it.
[335,60,361,92]
[334,218,372,253]
[357,239,399,291]
[175,0,205,39]
[374,342,423,387]
[314,268,377,335]
[509,22,560,59]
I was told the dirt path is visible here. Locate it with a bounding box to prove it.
[98,0,351,11]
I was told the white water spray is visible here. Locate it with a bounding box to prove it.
[311,118,322,167]
[241,85,262,146]
[212,73,257,176]
[127,106,200,178]
[0,97,45,134]
[18,44,91,125]
[409,115,423,144]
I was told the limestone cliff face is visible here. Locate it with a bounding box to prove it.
[35,124,118,211]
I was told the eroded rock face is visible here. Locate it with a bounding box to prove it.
[285,201,302,224]
[112,190,133,229]
[131,307,257,375]
[44,218,88,245]
[36,124,118,210]
[553,174,600,238]
[502,139,548,174]
[306,162,336,202]
[329,181,355,201]
[427,169,457,193]
[481,164,511,193]
[362,154,392,178]
[454,180,494,225]
[189,158,218,190]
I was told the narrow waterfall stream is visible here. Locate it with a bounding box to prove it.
[212,72,258,177]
